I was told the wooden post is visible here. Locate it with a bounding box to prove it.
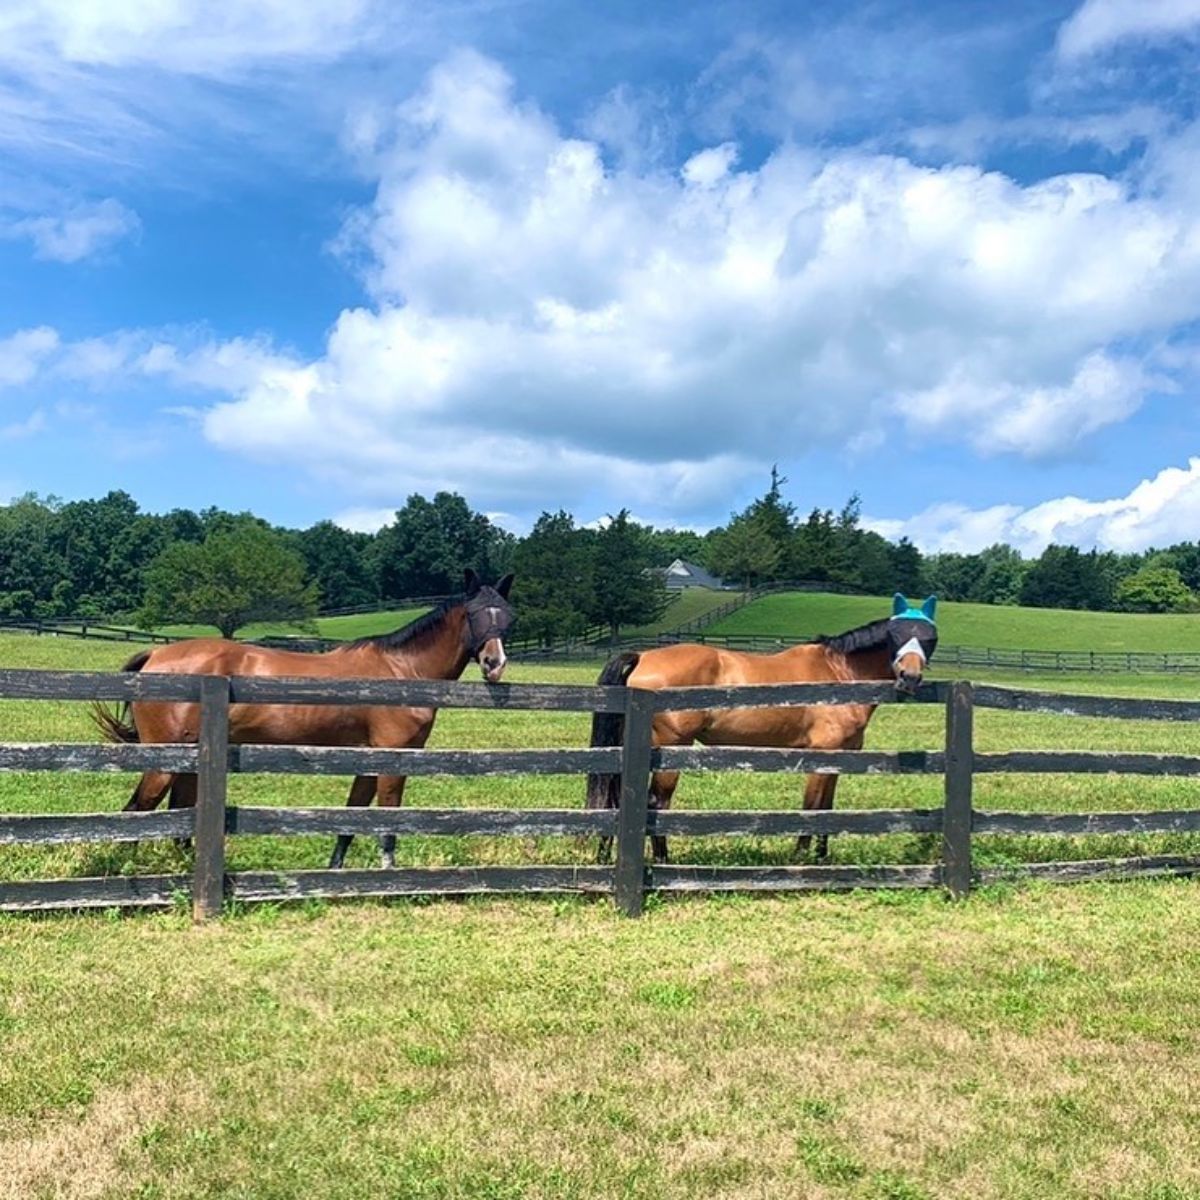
[614,687,653,917]
[193,675,230,921]
[943,680,974,899]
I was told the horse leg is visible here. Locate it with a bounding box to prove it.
[328,775,378,869]
[167,773,197,852]
[123,771,173,812]
[794,774,838,862]
[376,775,408,870]
[649,769,681,865]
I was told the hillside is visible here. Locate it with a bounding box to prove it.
[153,606,432,642]
[704,591,1200,653]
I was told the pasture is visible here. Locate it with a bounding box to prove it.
[708,590,1200,653]
[2,632,1200,1198]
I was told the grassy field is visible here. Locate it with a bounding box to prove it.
[625,587,732,636]
[150,587,728,644]
[707,590,1200,652]
[3,633,1200,1198]
[155,606,431,642]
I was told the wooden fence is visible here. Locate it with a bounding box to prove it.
[2,670,1200,919]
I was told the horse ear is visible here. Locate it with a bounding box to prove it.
[922,595,938,621]
[495,573,515,599]
[463,568,481,596]
[892,592,907,617]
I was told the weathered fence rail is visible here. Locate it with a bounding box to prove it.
[1,670,1199,918]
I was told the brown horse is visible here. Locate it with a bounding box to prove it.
[586,594,938,864]
[94,570,515,869]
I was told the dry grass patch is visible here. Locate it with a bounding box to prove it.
[0,1078,210,1200]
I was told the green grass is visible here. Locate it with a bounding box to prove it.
[3,634,1200,1197]
[1,888,1198,1198]
[706,590,1200,652]
[4,632,1200,878]
[625,588,733,637]
[155,606,430,642]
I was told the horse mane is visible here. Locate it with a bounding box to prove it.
[344,597,461,653]
[813,617,893,657]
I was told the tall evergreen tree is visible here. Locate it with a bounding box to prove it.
[511,511,596,643]
[589,510,668,640]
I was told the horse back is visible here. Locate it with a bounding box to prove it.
[127,639,428,747]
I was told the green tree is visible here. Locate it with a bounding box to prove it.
[790,508,838,581]
[1020,545,1112,611]
[373,492,511,600]
[299,521,377,609]
[589,510,668,640]
[849,530,895,593]
[889,537,925,595]
[138,524,318,638]
[644,527,707,567]
[707,519,782,590]
[511,511,595,643]
[1114,566,1195,613]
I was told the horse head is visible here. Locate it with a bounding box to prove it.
[887,593,938,694]
[462,569,515,684]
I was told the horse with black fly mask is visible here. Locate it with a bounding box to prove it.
[94,570,516,869]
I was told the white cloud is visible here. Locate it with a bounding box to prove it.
[682,143,738,187]
[0,409,47,439]
[870,459,1200,555]
[1058,0,1200,59]
[0,0,379,75]
[2,197,139,262]
[0,326,59,387]
[334,506,397,533]
[161,51,1200,514]
[11,51,1200,520]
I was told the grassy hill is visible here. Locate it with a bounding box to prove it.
[705,591,1200,653]
[155,606,431,642]
[623,587,733,637]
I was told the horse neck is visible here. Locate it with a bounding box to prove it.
[829,644,893,683]
[382,605,472,680]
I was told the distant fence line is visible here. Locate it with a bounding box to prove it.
[6,596,1200,675]
[2,670,1200,919]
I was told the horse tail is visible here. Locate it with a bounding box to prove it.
[91,649,152,744]
[586,652,641,811]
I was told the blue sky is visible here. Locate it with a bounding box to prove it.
[3,0,1200,552]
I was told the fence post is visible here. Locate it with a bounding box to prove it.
[614,688,654,917]
[942,680,974,899]
[193,675,230,921]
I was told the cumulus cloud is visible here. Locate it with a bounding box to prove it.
[2,197,140,262]
[153,50,1200,514]
[1058,0,1200,60]
[869,459,1200,555]
[10,50,1200,519]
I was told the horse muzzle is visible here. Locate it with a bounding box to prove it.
[478,642,507,684]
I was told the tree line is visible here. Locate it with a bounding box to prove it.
[1,478,1197,641]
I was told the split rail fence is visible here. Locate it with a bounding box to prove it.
[1,670,1200,919]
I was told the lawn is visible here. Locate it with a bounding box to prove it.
[706,590,1200,652]
[154,606,431,642]
[3,633,1200,1199]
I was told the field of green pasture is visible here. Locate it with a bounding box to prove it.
[3,634,1200,1198]
[708,590,1200,652]
[3,633,1200,880]
[155,605,431,643]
